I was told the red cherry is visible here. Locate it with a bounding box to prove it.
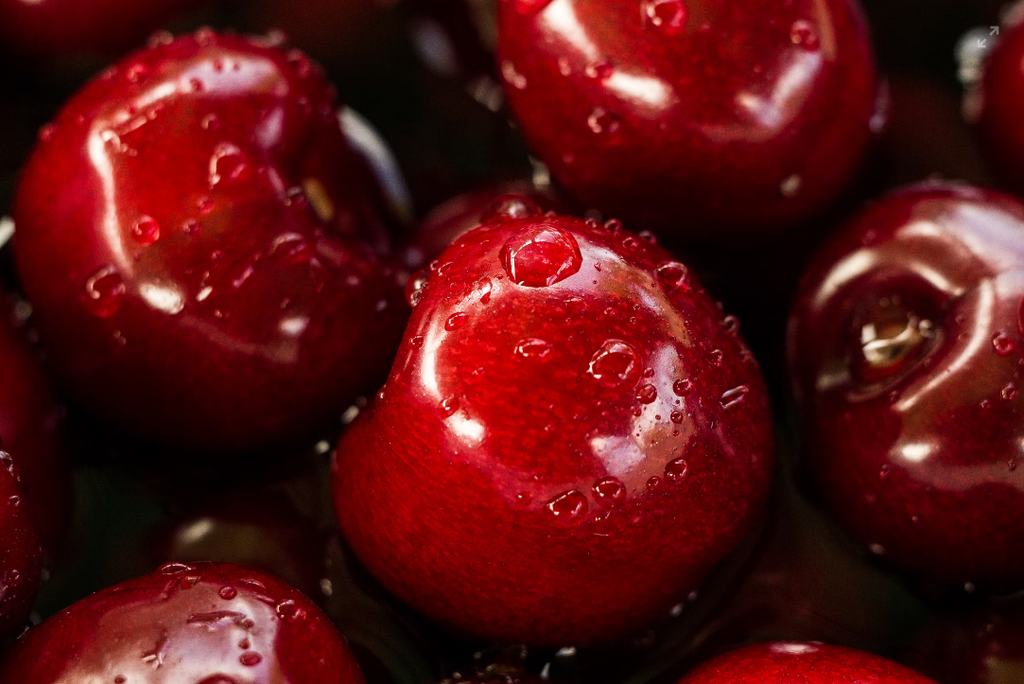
[0,562,364,684]
[975,16,1024,196]
[406,181,566,268]
[496,0,878,240]
[0,0,198,56]
[14,32,407,453]
[789,181,1024,588]
[0,295,71,556]
[333,214,774,646]
[0,454,42,640]
[677,643,936,684]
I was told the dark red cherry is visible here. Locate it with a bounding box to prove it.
[677,643,937,684]
[333,214,775,646]
[0,0,198,56]
[13,32,407,453]
[789,181,1024,588]
[0,562,364,684]
[405,181,566,267]
[496,0,878,240]
[0,454,42,640]
[975,14,1024,196]
[0,294,71,556]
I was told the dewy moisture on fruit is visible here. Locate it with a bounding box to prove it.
[333,210,775,646]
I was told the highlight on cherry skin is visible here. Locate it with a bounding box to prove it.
[0,561,365,684]
[788,181,1024,589]
[676,642,938,684]
[333,207,775,646]
[496,0,879,241]
[12,30,408,454]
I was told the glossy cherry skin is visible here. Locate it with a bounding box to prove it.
[0,454,42,640]
[496,0,878,240]
[0,296,71,556]
[0,0,197,56]
[333,212,775,646]
[789,181,1024,588]
[0,561,364,684]
[406,181,566,267]
[14,32,407,454]
[678,643,937,684]
[975,16,1024,196]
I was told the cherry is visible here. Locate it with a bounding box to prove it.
[496,0,879,240]
[789,181,1024,588]
[0,0,198,56]
[13,32,407,453]
[405,181,566,267]
[333,213,775,646]
[0,561,364,684]
[974,14,1024,196]
[0,294,71,556]
[678,643,936,684]
[0,453,42,640]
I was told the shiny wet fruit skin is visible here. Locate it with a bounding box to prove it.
[333,213,775,646]
[0,455,42,640]
[789,182,1024,588]
[0,561,364,684]
[678,642,937,684]
[14,32,407,453]
[0,0,197,56]
[496,0,878,240]
[975,17,1024,196]
[0,295,71,556]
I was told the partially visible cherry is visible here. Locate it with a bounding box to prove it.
[0,453,42,640]
[496,0,878,240]
[0,0,199,56]
[404,181,566,268]
[974,11,1024,196]
[0,561,364,684]
[14,32,407,453]
[334,213,775,646]
[789,181,1024,589]
[677,643,937,684]
[0,293,71,556]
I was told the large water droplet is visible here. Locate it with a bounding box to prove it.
[588,340,640,387]
[405,271,429,308]
[673,378,693,396]
[993,332,1016,356]
[635,384,658,404]
[515,338,553,360]
[655,262,690,293]
[790,20,820,50]
[132,215,161,245]
[500,224,582,287]
[239,652,263,667]
[644,0,687,33]
[219,586,237,600]
[720,385,749,409]
[592,477,626,507]
[587,107,622,142]
[445,312,469,330]
[83,267,126,318]
[665,458,689,486]
[439,396,460,417]
[275,599,306,621]
[209,143,248,187]
[545,490,588,525]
